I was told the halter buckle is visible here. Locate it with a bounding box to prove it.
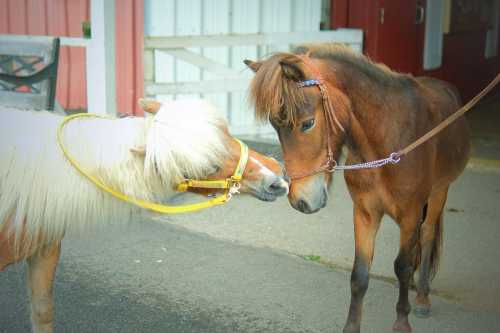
[225,182,241,202]
[325,159,337,173]
[229,182,241,195]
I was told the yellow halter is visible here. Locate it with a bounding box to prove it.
[57,113,249,214]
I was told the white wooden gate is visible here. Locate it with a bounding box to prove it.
[144,0,362,139]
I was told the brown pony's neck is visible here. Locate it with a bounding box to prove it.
[322,57,419,163]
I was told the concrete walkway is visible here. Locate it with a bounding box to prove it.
[2,217,498,333]
[1,167,499,332]
[163,165,500,314]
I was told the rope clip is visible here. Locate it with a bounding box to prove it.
[389,152,401,164]
[226,182,241,202]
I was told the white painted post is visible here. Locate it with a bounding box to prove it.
[423,0,444,70]
[86,0,116,115]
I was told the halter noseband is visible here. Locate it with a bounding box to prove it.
[176,138,249,199]
[284,55,345,180]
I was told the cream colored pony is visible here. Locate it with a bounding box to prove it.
[0,98,288,333]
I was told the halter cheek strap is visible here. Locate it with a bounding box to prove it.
[284,55,345,180]
[297,55,345,133]
[176,138,249,196]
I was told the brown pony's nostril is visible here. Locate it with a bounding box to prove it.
[296,199,311,213]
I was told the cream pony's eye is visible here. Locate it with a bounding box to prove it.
[300,118,315,132]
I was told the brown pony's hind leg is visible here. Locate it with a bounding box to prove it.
[27,242,61,333]
[0,258,9,272]
[343,204,382,333]
[414,187,448,318]
[392,204,425,333]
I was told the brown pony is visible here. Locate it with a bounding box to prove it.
[245,44,470,333]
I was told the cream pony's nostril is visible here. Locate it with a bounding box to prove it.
[267,177,289,196]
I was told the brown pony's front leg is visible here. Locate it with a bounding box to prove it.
[343,204,382,333]
[393,206,423,333]
[27,242,61,333]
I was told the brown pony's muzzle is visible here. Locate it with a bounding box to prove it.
[287,173,329,214]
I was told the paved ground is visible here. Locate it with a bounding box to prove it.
[467,94,500,168]
[166,164,500,311]
[1,97,499,332]
[1,165,499,332]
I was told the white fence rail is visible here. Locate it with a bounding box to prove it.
[144,0,362,138]
[144,29,363,138]
[145,30,363,96]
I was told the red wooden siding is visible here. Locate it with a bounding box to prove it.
[330,0,348,29]
[116,0,144,116]
[331,0,500,101]
[418,29,499,101]
[0,0,144,115]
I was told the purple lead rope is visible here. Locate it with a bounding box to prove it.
[332,152,401,171]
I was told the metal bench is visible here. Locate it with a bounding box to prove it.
[0,34,61,112]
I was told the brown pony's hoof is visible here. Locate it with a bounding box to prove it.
[342,323,360,333]
[414,304,431,318]
[392,320,412,333]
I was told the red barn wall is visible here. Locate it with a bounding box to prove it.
[331,0,500,101]
[418,29,499,101]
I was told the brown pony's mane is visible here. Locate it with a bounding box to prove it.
[295,43,408,84]
[248,52,307,127]
[248,43,409,126]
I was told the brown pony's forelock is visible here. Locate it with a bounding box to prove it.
[248,53,306,127]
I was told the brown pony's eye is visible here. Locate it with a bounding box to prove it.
[300,118,315,132]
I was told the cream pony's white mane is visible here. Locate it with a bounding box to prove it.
[0,99,229,248]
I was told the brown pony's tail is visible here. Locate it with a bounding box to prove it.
[428,212,444,281]
[413,206,424,280]
[414,205,444,282]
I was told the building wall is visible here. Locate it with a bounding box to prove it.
[116,0,144,115]
[0,0,144,114]
[419,29,500,101]
[144,0,323,136]
[330,0,500,101]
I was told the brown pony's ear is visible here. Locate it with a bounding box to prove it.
[244,59,262,73]
[279,59,305,81]
[138,98,161,114]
